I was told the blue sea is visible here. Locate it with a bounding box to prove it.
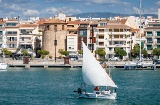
[0,67,160,105]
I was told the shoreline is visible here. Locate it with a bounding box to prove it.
[5,58,160,69]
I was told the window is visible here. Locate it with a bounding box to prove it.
[147,45,152,50]
[0,31,2,35]
[79,30,87,36]
[68,38,74,43]
[99,29,104,33]
[100,23,106,26]
[99,42,104,46]
[62,25,64,30]
[7,31,17,34]
[7,44,17,48]
[80,24,88,27]
[54,25,57,30]
[68,45,74,50]
[147,38,152,43]
[47,25,49,30]
[157,38,160,43]
[157,32,160,36]
[13,31,17,34]
[7,37,17,41]
[6,23,17,26]
[98,35,104,39]
[22,37,24,41]
[69,18,71,21]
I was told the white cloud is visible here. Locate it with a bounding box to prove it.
[91,0,130,5]
[4,3,25,11]
[23,9,40,16]
[133,7,140,14]
[156,1,160,6]
[42,7,81,16]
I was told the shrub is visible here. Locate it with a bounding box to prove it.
[49,55,52,59]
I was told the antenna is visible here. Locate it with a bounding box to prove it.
[139,0,142,62]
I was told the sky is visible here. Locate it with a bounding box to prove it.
[0,0,160,19]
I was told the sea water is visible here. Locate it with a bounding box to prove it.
[0,67,160,105]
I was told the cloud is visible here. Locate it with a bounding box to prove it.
[44,0,130,6]
[133,7,140,14]
[23,9,40,16]
[156,1,160,6]
[42,7,81,16]
[4,3,25,11]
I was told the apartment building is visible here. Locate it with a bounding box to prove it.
[0,18,6,51]
[98,20,132,59]
[18,23,40,56]
[67,20,80,53]
[5,18,19,53]
[77,21,90,50]
[144,22,160,55]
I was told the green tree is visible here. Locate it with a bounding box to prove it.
[2,48,12,56]
[58,49,69,56]
[21,49,29,56]
[131,43,140,58]
[152,48,160,58]
[95,48,106,59]
[78,50,83,55]
[142,49,148,58]
[58,49,64,54]
[38,50,50,58]
[114,48,127,58]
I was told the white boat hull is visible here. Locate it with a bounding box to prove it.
[0,63,7,70]
[79,91,116,99]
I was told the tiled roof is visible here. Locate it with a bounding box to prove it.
[43,18,67,24]
[0,21,5,24]
[6,19,18,21]
[106,25,131,29]
[120,19,127,24]
[90,20,99,24]
[67,21,80,24]
[145,26,160,29]
[80,21,90,24]
[132,29,139,33]
[18,24,38,27]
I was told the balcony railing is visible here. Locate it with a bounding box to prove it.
[19,39,32,43]
[146,34,153,36]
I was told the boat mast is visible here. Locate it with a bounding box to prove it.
[139,0,142,62]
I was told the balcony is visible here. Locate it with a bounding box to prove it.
[146,41,153,45]
[0,26,5,29]
[97,38,104,42]
[107,51,115,54]
[108,38,127,41]
[155,43,160,45]
[108,32,130,35]
[19,39,32,43]
[145,34,153,38]
[106,44,129,48]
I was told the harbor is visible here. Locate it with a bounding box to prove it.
[6,58,160,70]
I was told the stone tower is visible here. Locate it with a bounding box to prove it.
[42,18,67,59]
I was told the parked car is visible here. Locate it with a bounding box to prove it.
[109,57,119,61]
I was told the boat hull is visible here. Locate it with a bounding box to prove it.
[0,63,7,70]
[79,91,116,99]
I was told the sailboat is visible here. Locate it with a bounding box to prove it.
[124,0,155,70]
[77,42,118,99]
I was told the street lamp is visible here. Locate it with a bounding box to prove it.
[91,25,94,53]
[130,34,133,60]
[54,30,57,62]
